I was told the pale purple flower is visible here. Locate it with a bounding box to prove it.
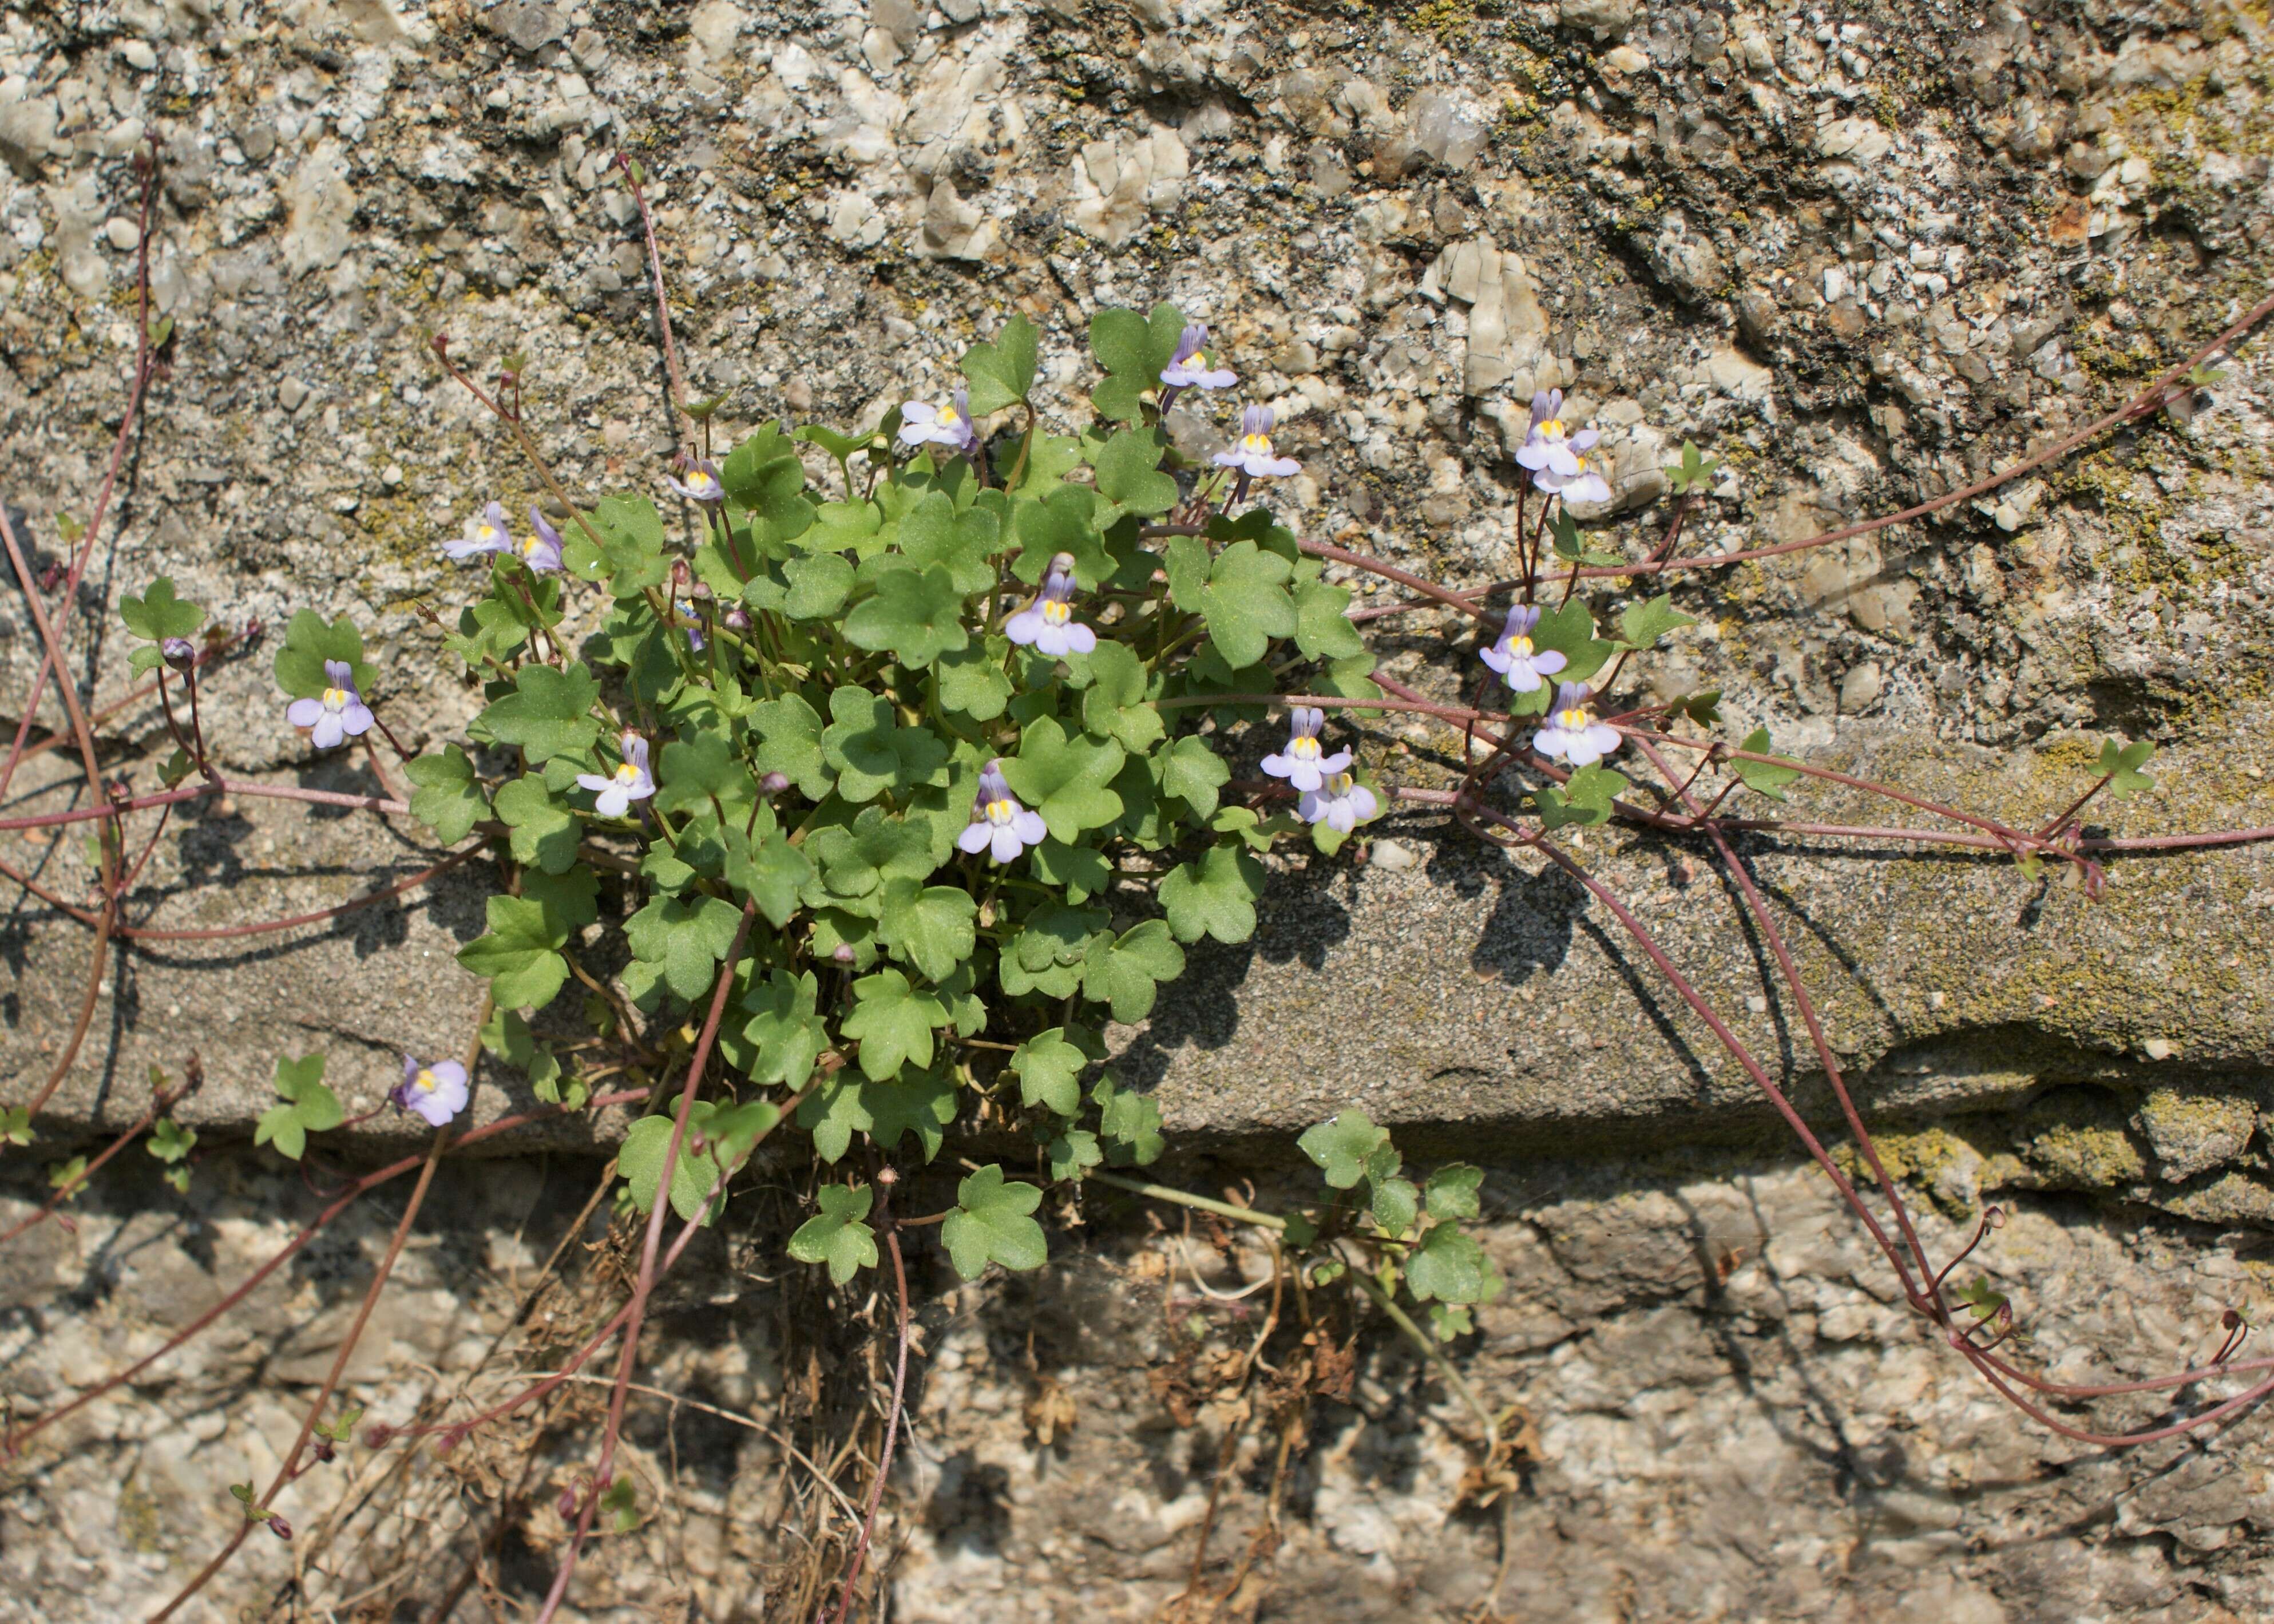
[577,730,656,818]
[286,660,375,750]
[676,600,707,653]
[664,459,726,505]
[1299,770,1378,834]
[392,1056,469,1128]
[897,385,979,455]
[1260,706,1349,794]
[161,637,197,672]
[443,501,513,561]
[1212,405,1301,479]
[519,507,564,573]
[1515,390,1613,505]
[1004,552,1098,657]
[957,758,1047,864]
[1479,603,1567,694]
[1533,682,1622,768]
[1160,323,1236,391]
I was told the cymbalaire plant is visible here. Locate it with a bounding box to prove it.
[9,143,2274,1623]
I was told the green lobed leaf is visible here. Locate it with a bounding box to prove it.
[1194,540,1298,670]
[1734,728,1802,802]
[751,692,834,801]
[1092,1074,1164,1166]
[619,1111,726,1223]
[1158,844,1266,945]
[1080,919,1184,1023]
[1405,1221,1492,1304]
[1293,577,1367,660]
[878,880,977,983]
[941,1164,1047,1278]
[482,663,602,763]
[842,968,947,1081]
[405,745,486,845]
[1528,600,1615,687]
[1001,717,1125,843]
[960,313,1040,415]
[1091,427,1178,517]
[272,608,376,699]
[1299,1108,1389,1189]
[843,564,971,669]
[821,688,950,803]
[1011,1027,1089,1116]
[1535,763,1627,830]
[728,969,827,1088]
[1615,593,1695,652]
[1424,1163,1484,1220]
[120,577,204,642]
[787,1184,880,1284]
[495,774,581,874]
[1047,1129,1104,1182]
[624,894,746,1002]
[2095,736,2156,799]
[457,894,571,1010]
[1088,302,1187,423]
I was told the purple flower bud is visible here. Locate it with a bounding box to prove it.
[267,1515,294,1541]
[362,1423,397,1449]
[897,385,980,455]
[1004,553,1098,659]
[1160,323,1237,391]
[576,730,657,818]
[1515,392,1612,505]
[443,501,514,562]
[1533,682,1622,768]
[759,771,790,797]
[390,1056,470,1128]
[1297,770,1378,834]
[723,606,751,632]
[958,758,1048,864]
[1212,405,1301,480]
[312,1437,336,1463]
[160,637,196,672]
[285,659,375,751]
[1479,603,1567,694]
[664,458,726,505]
[1260,706,1351,793]
[831,942,857,964]
[519,507,565,573]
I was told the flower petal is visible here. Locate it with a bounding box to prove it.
[287,698,322,727]
[958,822,992,855]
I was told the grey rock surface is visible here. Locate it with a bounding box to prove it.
[7,1143,2274,1622]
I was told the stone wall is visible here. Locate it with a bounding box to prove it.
[5,0,2274,1617]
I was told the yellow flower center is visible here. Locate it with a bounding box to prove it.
[414,1068,440,1093]
[1538,418,1567,440]
[478,523,501,543]
[1241,431,1274,456]
[1558,707,1590,731]
[1041,600,1071,625]
[1325,772,1356,796]
[321,686,349,709]
[1508,635,1534,659]
[688,470,716,493]
[1289,736,1321,760]
[984,797,1017,826]
[938,406,964,429]
[615,761,642,783]
[521,536,545,556]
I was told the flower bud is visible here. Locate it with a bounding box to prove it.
[759,771,789,797]
[161,637,196,672]
[312,1437,335,1463]
[267,1515,294,1541]
[362,1423,397,1449]
[671,557,691,589]
[831,943,856,964]
[722,607,751,632]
